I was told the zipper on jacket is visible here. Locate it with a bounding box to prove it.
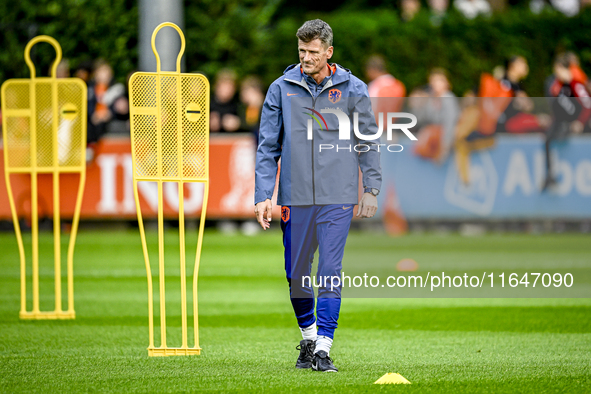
[290,76,317,205]
[286,73,343,205]
[311,95,317,205]
[310,80,338,205]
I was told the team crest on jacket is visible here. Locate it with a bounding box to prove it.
[328,89,342,103]
[281,206,290,222]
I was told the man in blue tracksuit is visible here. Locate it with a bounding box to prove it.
[254,19,382,372]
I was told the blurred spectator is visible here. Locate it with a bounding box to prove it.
[496,96,549,134]
[500,56,529,95]
[495,56,539,134]
[454,90,482,184]
[529,0,546,13]
[530,0,580,14]
[239,76,265,144]
[454,0,491,19]
[74,61,93,84]
[455,57,530,183]
[410,68,460,163]
[401,0,421,21]
[87,59,129,161]
[550,0,580,16]
[496,56,549,134]
[428,0,449,25]
[564,52,589,88]
[56,59,70,78]
[210,69,241,133]
[543,53,591,190]
[366,55,406,129]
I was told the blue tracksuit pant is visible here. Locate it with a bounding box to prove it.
[280,204,354,339]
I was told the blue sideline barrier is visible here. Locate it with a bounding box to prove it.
[381,134,591,219]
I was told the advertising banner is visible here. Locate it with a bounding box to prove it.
[383,134,591,219]
[0,134,280,220]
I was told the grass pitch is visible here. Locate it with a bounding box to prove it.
[0,228,590,393]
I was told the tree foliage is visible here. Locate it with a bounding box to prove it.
[0,0,137,81]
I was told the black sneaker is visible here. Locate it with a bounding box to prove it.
[312,350,338,372]
[295,340,315,369]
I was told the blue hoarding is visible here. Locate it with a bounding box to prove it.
[382,135,591,219]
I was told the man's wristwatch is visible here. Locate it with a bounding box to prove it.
[363,187,379,196]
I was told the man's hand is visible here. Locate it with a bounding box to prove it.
[254,199,273,230]
[356,193,378,218]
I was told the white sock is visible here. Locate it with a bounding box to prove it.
[315,335,333,355]
[300,322,317,341]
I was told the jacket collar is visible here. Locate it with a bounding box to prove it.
[283,63,351,87]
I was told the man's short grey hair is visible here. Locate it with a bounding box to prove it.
[296,19,333,48]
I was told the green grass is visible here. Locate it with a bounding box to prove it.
[0,229,590,393]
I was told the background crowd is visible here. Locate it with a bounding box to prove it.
[366,51,591,190]
[0,0,590,193]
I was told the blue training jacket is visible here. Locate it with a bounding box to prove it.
[255,63,382,206]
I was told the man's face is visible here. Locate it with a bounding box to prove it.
[298,39,333,76]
